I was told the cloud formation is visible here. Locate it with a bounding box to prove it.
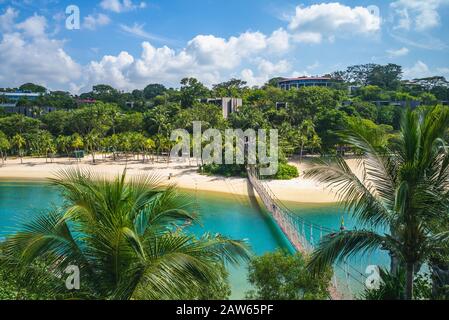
[403,60,449,79]
[386,47,409,57]
[1,2,447,93]
[288,3,381,43]
[391,0,449,31]
[83,13,111,30]
[100,0,147,13]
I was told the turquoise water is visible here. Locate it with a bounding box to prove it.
[0,182,290,299]
[0,182,389,299]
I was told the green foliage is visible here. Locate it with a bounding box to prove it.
[180,77,210,108]
[306,106,449,300]
[1,73,448,165]
[1,169,250,300]
[19,83,47,93]
[69,102,118,135]
[362,268,432,300]
[143,84,166,100]
[0,130,10,152]
[334,64,402,90]
[245,250,331,300]
[40,110,71,136]
[116,112,144,133]
[0,114,42,137]
[182,263,232,300]
[202,164,247,178]
[272,163,299,180]
[315,109,347,151]
[346,117,394,150]
[212,79,248,97]
[351,101,378,121]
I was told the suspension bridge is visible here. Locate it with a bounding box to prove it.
[247,166,370,300]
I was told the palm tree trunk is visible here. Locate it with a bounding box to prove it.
[405,262,414,300]
[300,142,304,163]
[390,253,401,275]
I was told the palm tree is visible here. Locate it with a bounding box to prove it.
[144,138,156,163]
[305,106,449,300]
[1,169,250,299]
[56,135,71,158]
[11,134,26,164]
[84,131,101,164]
[297,120,317,162]
[40,131,55,163]
[71,133,84,162]
[0,131,10,166]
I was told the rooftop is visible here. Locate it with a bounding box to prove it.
[279,76,332,82]
[0,91,41,97]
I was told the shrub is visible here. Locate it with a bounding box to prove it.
[272,163,299,180]
[245,250,331,300]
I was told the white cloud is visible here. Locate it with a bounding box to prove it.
[257,59,290,75]
[404,61,430,79]
[266,28,290,53]
[119,23,173,43]
[288,3,381,43]
[0,7,18,32]
[0,12,82,91]
[391,0,449,31]
[184,30,288,70]
[83,29,291,90]
[292,32,322,44]
[386,47,409,57]
[0,31,82,90]
[83,13,111,30]
[240,59,291,87]
[100,0,147,13]
[16,14,47,37]
[0,9,291,92]
[403,60,449,79]
[87,51,135,89]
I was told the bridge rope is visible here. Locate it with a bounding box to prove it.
[247,166,369,299]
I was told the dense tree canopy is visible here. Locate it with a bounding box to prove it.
[0,65,447,164]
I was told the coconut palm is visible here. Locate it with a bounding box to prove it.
[0,130,10,165]
[297,120,319,162]
[56,135,72,158]
[305,106,449,300]
[84,130,101,164]
[11,134,26,164]
[1,169,250,300]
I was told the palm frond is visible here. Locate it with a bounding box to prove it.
[308,230,388,275]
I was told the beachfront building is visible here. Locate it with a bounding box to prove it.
[201,97,242,119]
[278,76,332,90]
[0,91,56,117]
[0,91,41,102]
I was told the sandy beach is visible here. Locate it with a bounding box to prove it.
[0,156,349,204]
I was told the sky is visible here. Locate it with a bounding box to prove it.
[0,0,448,93]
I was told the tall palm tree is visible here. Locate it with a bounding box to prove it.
[1,169,250,300]
[297,120,316,162]
[305,106,449,300]
[11,134,26,164]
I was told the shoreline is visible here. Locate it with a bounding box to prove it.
[0,156,343,204]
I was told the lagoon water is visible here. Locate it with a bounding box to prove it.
[0,181,389,299]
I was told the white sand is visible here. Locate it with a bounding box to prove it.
[0,155,354,204]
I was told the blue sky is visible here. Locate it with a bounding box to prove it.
[0,0,448,93]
